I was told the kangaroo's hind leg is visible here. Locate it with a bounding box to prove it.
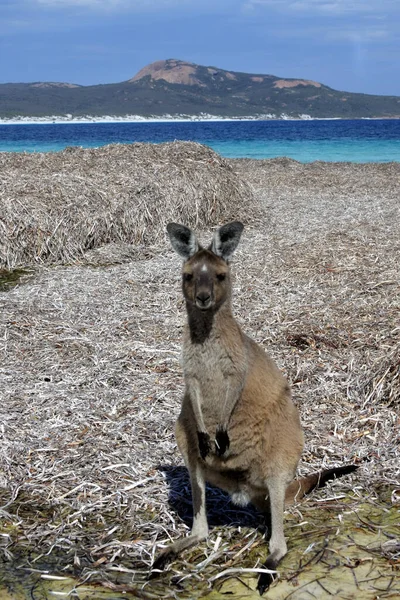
[152,417,209,571]
[255,475,289,595]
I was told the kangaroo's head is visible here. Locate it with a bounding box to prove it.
[167,222,244,311]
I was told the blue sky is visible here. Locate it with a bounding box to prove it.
[1,0,399,95]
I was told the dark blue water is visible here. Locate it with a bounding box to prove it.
[1,119,400,162]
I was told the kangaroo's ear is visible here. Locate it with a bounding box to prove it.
[167,223,199,259]
[210,221,244,261]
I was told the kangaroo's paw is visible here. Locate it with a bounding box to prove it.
[257,556,278,595]
[197,431,212,459]
[215,427,230,456]
[150,547,176,578]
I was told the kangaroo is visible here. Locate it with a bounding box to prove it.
[154,221,357,594]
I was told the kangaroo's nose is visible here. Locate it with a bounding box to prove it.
[196,292,211,307]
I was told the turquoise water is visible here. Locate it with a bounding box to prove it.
[1,120,400,162]
[210,138,400,162]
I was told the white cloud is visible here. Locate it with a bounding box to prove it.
[33,0,211,8]
[328,28,389,41]
[245,0,399,16]
[243,0,398,44]
[36,0,115,4]
[37,0,125,5]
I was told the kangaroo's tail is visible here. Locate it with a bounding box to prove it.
[285,464,359,506]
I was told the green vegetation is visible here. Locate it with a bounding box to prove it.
[0,268,33,291]
[1,60,400,119]
[1,491,399,599]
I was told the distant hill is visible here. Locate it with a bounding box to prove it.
[1,59,400,119]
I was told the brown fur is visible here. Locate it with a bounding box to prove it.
[153,222,357,594]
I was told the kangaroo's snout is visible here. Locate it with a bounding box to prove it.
[196,290,212,309]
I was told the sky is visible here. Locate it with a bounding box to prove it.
[1,0,399,96]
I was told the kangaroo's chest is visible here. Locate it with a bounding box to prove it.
[183,339,235,418]
[183,339,232,385]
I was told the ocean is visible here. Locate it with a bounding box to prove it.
[0,119,400,162]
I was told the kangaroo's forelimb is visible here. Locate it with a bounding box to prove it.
[186,371,245,459]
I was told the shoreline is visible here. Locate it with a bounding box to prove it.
[1,118,399,163]
[0,114,390,126]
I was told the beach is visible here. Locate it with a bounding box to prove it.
[0,114,314,125]
[0,144,399,597]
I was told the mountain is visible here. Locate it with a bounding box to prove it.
[1,59,399,119]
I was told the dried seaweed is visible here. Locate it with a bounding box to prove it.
[0,151,399,597]
[0,142,255,269]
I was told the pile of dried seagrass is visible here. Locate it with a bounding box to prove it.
[0,149,398,597]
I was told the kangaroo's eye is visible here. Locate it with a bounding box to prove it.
[184,273,193,282]
[217,273,226,281]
